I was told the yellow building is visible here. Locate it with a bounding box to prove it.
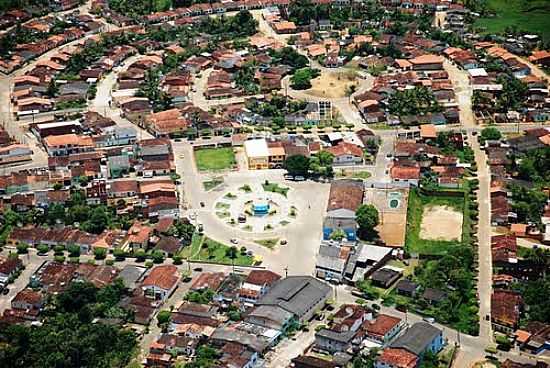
[244,139,270,170]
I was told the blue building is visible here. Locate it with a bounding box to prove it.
[322,179,364,242]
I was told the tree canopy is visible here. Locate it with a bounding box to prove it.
[388,86,441,117]
[283,154,310,177]
[355,204,379,240]
[0,280,136,368]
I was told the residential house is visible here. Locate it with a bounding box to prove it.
[365,314,404,345]
[491,289,523,334]
[323,179,364,241]
[239,269,281,305]
[389,322,444,357]
[141,265,180,301]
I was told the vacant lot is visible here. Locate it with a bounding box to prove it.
[474,0,550,42]
[420,205,463,241]
[306,70,359,98]
[405,189,466,256]
[194,148,236,171]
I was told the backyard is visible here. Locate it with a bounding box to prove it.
[474,0,550,43]
[194,147,236,171]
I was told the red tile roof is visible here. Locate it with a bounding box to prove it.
[378,348,418,368]
[365,314,401,337]
[244,270,281,286]
[142,265,179,291]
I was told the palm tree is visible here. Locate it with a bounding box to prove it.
[226,246,238,273]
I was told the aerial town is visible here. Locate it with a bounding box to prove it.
[0,0,549,367]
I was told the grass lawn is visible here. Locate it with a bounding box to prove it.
[338,170,372,180]
[474,0,550,42]
[405,188,467,256]
[262,182,289,197]
[184,235,253,266]
[203,177,223,191]
[254,238,279,249]
[194,147,236,171]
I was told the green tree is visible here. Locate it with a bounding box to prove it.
[94,247,107,260]
[67,244,81,257]
[355,204,379,240]
[283,154,310,177]
[157,310,171,327]
[16,243,28,254]
[151,250,165,264]
[290,68,319,90]
[480,127,502,141]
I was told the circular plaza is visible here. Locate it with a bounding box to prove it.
[213,182,298,233]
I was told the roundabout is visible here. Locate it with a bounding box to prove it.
[213,182,298,234]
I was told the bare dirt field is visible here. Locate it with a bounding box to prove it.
[419,205,463,241]
[305,70,359,98]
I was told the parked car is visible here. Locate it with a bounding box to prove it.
[230,238,239,244]
[423,317,435,324]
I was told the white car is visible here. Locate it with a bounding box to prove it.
[230,238,239,244]
[179,154,185,159]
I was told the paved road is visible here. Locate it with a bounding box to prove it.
[90,54,153,140]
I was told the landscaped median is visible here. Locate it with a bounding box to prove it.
[179,233,256,266]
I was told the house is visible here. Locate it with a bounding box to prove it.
[154,236,182,257]
[520,322,550,356]
[370,268,401,288]
[244,138,269,170]
[190,272,226,292]
[323,179,364,241]
[153,334,198,357]
[118,265,147,290]
[256,276,332,324]
[141,265,180,301]
[0,144,33,165]
[239,270,281,305]
[315,241,351,283]
[365,314,404,345]
[421,288,447,305]
[375,347,418,368]
[491,289,523,334]
[501,360,549,368]
[43,134,94,156]
[291,355,340,368]
[245,305,294,332]
[11,288,44,312]
[390,322,444,357]
[314,304,372,353]
[219,341,259,368]
[409,54,444,71]
[325,142,364,166]
[0,256,23,280]
[390,161,420,186]
[395,279,418,297]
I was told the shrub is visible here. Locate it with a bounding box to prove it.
[36,244,49,255]
[54,255,66,263]
[16,243,28,254]
[172,255,183,265]
[105,259,115,266]
[68,256,80,264]
[135,249,147,262]
[113,247,126,261]
[145,261,154,268]
[54,245,65,256]
[153,251,165,264]
[93,248,107,260]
